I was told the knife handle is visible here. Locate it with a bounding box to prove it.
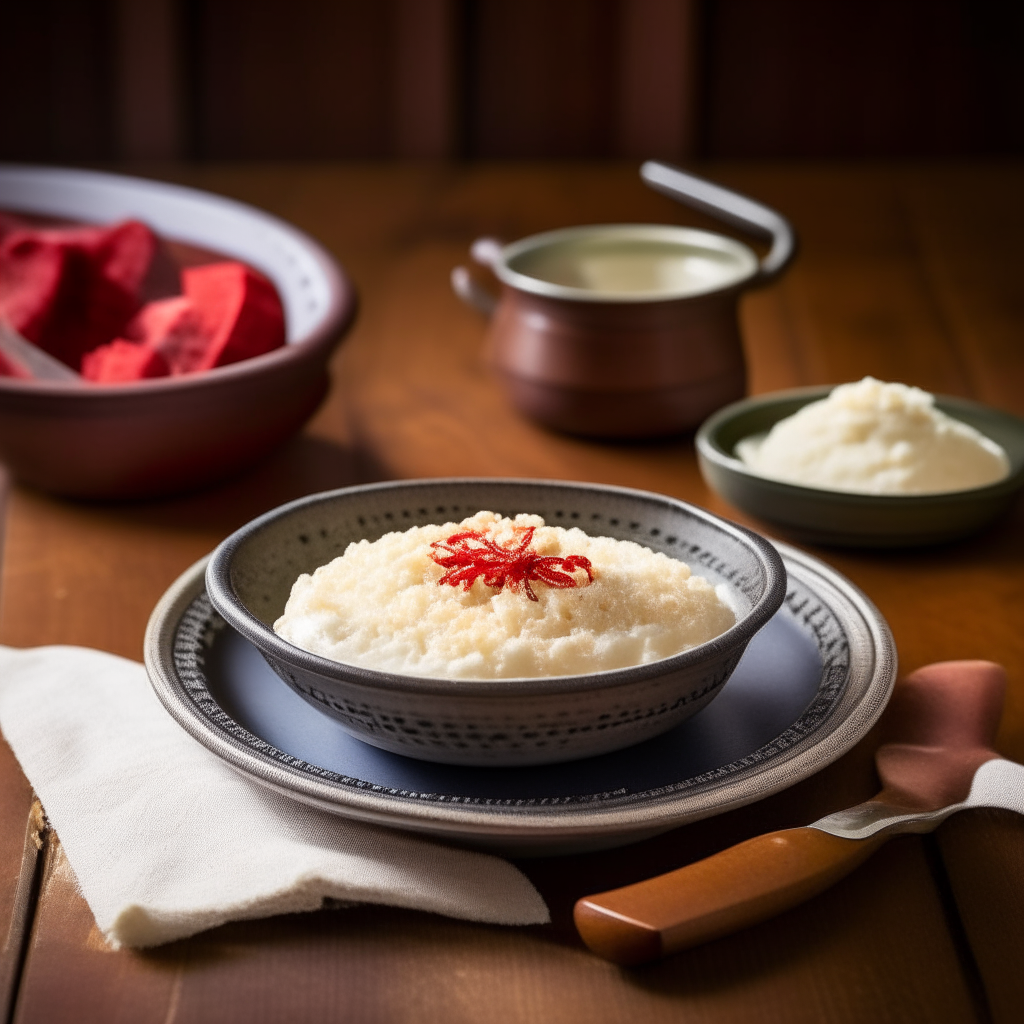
[574,826,887,965]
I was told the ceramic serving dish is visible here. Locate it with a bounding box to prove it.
[203,478,787,767]
[0,165,356,499]
[696,386,1024,547]
[145,542,895,854]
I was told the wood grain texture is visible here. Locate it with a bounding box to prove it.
[467,0,620,158]
[112,0,184,159]
[6,0,1022,162]
[2,161,1022,1021]
[392,0,459,158]
[0,762,40,1020]
[0,0,114,161]
[616,0,700,159]
[936,809,1024,1024]
[8,834,985,1024]
[0,473,46,1021]
[193,0,394,158]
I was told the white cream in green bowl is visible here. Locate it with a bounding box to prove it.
[735,378,1010,495]
[696,380,1024,547]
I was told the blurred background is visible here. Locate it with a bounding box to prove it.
[2,0,1022,165]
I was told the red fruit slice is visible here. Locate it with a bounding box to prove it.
[0,235,67,347]
[139,235,183,304]
[0,219,160,371]
[181,262,285,371]
[112,261,285,377]
[81,339,170,383]
[0,212,31,243]
[122,295,208,375]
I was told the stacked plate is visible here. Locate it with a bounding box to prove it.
[147,534,894,854]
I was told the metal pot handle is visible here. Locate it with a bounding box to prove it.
[451,237,504,317]
[640,161,797,284]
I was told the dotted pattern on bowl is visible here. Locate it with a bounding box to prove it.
[171,573,850,805]
[269,649,743,759]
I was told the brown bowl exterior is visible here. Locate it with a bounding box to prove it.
[485,288,747,439]
[0,345,336,499]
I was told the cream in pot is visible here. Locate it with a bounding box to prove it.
[500,227,759,301]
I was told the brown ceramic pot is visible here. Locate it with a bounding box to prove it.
[452,163,796,439]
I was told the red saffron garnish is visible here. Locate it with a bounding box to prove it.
[430,527,594,602]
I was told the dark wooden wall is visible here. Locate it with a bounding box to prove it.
[702,0,1024,158]
[1,0,1020,163]
[1,0,116,162]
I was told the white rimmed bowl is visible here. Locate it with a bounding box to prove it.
[0,165,356,498]
[204,478,787,767]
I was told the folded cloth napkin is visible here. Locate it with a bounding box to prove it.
[0,645,548,948]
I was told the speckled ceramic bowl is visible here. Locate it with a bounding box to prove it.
[697,387,1024,547]
[204,479,786,767]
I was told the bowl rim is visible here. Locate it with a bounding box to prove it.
[205,477,788,695]
[696,384,1024,505]
[494,223,760,304]
[0,164,358,398]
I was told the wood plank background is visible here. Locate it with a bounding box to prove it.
[1,0,1021,164]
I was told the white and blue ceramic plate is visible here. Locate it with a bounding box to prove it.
[145,544,895,855]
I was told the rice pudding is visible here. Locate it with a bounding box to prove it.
[273,510,736,679]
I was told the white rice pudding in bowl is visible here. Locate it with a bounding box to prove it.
[274,510,737,680]
[205,479,787,764]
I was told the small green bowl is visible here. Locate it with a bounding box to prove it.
[696,386,1024,547]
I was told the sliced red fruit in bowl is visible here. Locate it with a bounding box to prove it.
[80,339,171,383]
[81,261,286,382]
[0,218,161,371]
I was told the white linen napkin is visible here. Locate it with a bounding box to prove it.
[0,645,549,948]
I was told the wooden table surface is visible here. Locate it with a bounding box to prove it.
[1,160,1023,1023]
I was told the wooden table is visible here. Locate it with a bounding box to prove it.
[1,161,1023,1023]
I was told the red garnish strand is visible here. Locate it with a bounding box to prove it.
[430,526,594,602]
